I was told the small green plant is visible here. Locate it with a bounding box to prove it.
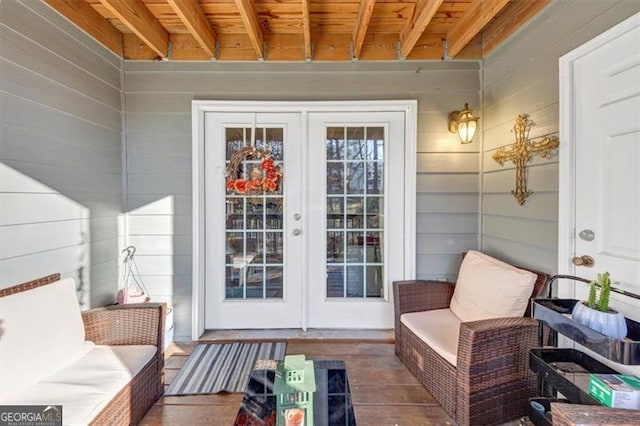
[586,272,612,312]
[587,281,597,308]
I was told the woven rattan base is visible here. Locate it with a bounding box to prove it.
[1,274,166,426]
[393,258,548,426]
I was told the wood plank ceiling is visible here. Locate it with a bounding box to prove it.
[45,0,552,61]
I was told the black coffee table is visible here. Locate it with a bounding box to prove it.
[234,359,356,426]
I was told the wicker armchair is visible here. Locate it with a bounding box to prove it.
[393,257,548,426]
[0,273,166,425]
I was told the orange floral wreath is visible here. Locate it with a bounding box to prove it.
[226,146,282,195]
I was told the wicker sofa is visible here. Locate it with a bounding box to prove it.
[0,273,166,425]
[393,251,548,425]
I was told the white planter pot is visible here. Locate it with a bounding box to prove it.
[571,302,628,340]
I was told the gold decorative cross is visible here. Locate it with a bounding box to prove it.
[492,114,559,205]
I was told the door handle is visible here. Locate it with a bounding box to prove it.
[572,255,595,267]
[292,229,301,236]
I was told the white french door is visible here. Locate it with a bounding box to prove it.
[205,112,303,329]
[306,112,406,328]
[196,101,416,333]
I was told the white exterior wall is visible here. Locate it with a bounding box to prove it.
[480,0,640,273]
[0,0,124,307]
[123,61,481,341]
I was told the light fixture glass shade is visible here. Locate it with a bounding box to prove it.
[457,115,476,144]
[449,103,479,144]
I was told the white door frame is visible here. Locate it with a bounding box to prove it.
[192,100,417,340]
[558,13,640,300]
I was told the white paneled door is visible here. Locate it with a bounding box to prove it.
[560,13,640,320]
[205,112,303,329]
[306,112,406,328]
[199,102,415,331]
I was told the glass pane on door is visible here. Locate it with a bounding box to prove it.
[225,127,284,299]
[326,126,385,298]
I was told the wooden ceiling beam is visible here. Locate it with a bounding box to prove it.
[301,0,312,60]
[167,0,217,59]
[44,0,123,56]
[399,0,444,59]
[447,0,510,57]
[481,0,552,56]
[235,0,264,59]
[352,0,376,59]
[98,0,169,58]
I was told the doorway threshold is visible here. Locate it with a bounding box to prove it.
[199,328,394,343]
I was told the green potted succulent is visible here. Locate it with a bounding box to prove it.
[572,272,627,339]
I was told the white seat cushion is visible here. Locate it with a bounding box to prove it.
[449,251,537,323]
[4,345,156,426]
[401,309,461,367]
[0,278,92,400]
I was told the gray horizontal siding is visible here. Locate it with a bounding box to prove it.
[0,0,120,84]
[124,69,479,94]
[124,61,480,340]
[479,0,640,275]
[0,0,123,308]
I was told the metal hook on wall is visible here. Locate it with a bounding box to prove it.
[121,246,136,264]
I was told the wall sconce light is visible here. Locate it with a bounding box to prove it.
[448,103,479,144]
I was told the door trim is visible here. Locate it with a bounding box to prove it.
[558,12,640,300]
[192,100,417,340]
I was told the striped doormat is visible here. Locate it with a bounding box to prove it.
[165,341,286,395]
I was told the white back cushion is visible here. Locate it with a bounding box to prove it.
[0,278,93,401]
[449,251,537,323]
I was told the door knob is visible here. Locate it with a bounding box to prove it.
[572,255,595,267]
[292,229,301,236]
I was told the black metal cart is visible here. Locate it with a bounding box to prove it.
[528,275,640,425]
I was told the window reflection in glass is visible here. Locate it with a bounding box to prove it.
[325,126,385,299]
[326,127,345,160]
[225,126,285,300]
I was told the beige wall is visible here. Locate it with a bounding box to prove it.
[0,0,124,307]
[480,0,640,273]
[123,61,481,340]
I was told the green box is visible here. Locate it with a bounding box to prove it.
[589,374,640,410]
